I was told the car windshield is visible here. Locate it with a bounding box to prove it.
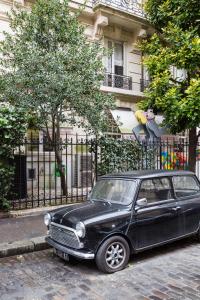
[90,179,136,205]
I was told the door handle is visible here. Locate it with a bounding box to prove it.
[171,206,181,212]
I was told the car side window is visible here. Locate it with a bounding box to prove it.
[137,177,173,204]
[173,176,200,198]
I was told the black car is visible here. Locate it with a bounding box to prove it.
[44,170,200,273]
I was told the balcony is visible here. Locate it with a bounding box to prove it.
[140,79,150,92]
[101,72,145,98]
[103,72,132,90]
[93,0,145,19]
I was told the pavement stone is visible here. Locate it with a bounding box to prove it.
[0,213,50,257]
[0,237,200,300]
[0,215,46,243]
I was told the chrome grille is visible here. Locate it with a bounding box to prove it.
[49,223,81,249]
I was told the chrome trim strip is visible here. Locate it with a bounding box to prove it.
[46,237,94,259]
[51,222,76,232]
[136,229,199,251]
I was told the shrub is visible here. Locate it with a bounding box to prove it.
[0,104,27,210]
[96,136,156,176]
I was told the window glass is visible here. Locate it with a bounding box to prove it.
[90,179,136,205]
[137,178,172,204]
[173,176,200,198]
[106,40,124,74]
[114,42,123,68]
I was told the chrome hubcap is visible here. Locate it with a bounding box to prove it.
[105,242,126,269]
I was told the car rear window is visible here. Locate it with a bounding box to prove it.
[173,176,200,198]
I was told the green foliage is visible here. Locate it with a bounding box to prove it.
[96,137,155,175]
[145,0,200,32]
[0,0,115,195]
[0,0,115,134]
[0,104,27,210]
[0,165,13,210]
[139,0,200,134]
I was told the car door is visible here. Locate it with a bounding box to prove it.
[128,177,182,250]
[173,175,200,235]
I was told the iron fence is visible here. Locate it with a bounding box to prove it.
[9,135,200,210]
[10,135,97,210]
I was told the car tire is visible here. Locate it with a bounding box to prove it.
[95,235,130,274]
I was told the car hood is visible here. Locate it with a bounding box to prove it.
[51,201,130,228]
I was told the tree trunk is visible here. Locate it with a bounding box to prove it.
[44,124,67,196]
[188,128,197,173]
[55,149,67,196]
[54,117,67,196]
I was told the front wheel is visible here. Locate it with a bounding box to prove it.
[95,236,130,273]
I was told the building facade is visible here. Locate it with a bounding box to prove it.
[1,1,191,207]
[0,0,153,202]
[0,0,150,135]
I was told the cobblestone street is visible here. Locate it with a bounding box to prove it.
[0,237,200,300]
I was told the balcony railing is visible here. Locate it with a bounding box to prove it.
[93,0,145,18]
[103,73,133,90]
[140,79,150,92]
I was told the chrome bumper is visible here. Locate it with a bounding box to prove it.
[45,236,95,260]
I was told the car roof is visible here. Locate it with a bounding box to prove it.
[101,170,195,180]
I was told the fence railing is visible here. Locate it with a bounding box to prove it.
[140,79,150,92]
[9,135,200,210]
[10,135,97,210]
[103,73,150,93]
[103,72,133,90]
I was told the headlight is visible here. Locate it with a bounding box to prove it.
[76,222,85,238]
[44,213,51,226]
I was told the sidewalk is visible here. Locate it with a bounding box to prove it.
[0,210,52,258]
[0,204,72,258]
[0,215,46,244]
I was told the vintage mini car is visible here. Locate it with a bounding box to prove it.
[45,170,200,273]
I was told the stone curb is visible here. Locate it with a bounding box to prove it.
[0,236,50,258]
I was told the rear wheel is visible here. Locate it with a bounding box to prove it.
[95,236,130,273]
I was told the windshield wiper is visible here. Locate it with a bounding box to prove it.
[91,198,112,205]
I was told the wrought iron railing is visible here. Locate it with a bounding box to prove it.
[103,72,133,90]
[140,79,150,92]
[9,135,200,210]
[93,0,145,18]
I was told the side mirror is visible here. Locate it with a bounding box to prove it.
[135,198,147,210]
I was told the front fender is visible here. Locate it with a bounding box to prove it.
[83,211,131,253]
[94,232,133,256]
